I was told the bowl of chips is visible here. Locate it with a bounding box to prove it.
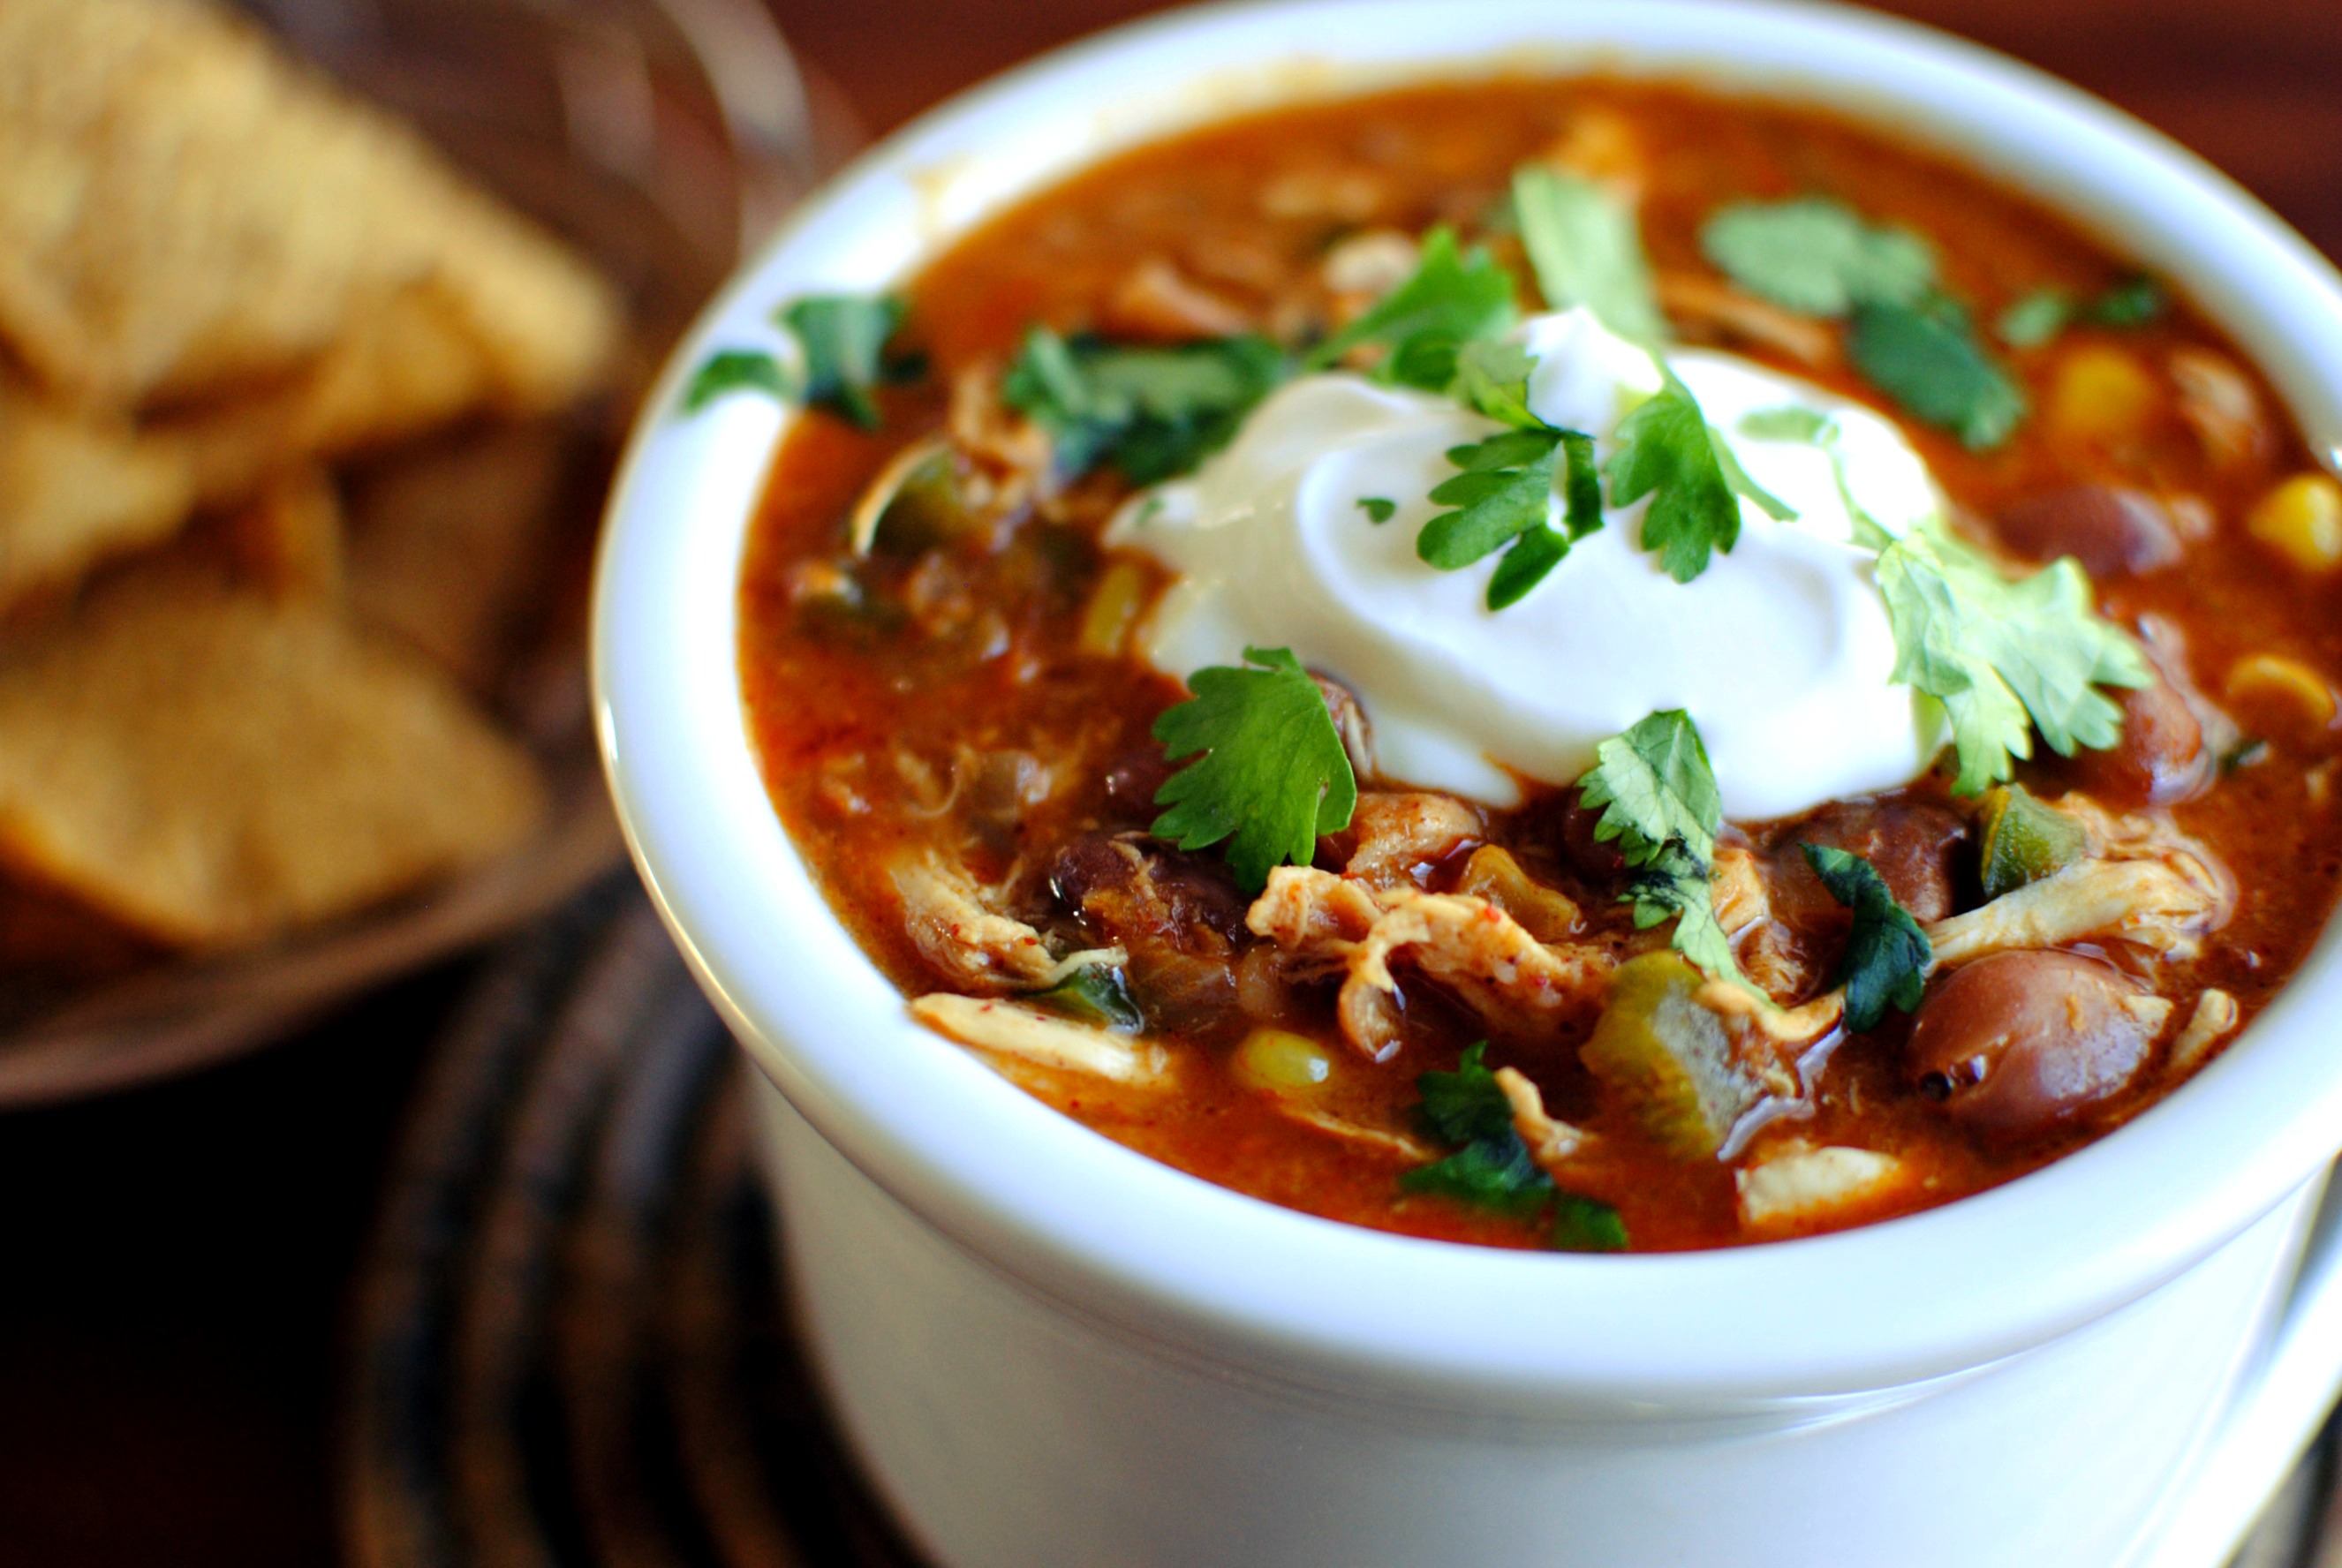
[0,0,834,1102]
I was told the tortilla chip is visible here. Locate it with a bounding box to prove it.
[0,0,621,414]
[165,281,495,508]
[0,376,193,611]
[214,465,343,601]
[344,421,565,686]
[0,561,547,947]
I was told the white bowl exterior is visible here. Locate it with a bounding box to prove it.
[594,0,2342,1536]
[759,1077,2326,1568]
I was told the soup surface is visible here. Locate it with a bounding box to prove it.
[729,79,2342,1253]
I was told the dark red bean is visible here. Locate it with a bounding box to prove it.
[1768,799,1970,926]
[2055,673,2209,807]
[1991,486,2183,578]
[1906,951,2161,1142]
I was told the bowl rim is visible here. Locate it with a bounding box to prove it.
[594,0,2342,1408]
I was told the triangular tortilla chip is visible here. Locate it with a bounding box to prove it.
[0,375,193,610]
[0,561,546,946]
[0,0,619,415]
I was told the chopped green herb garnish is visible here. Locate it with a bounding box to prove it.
[1401,1045,1628,1248]
[2091,275,2166,328]
[1151,646,1357,893]
[1420,429,1565,568]
[1304,226,1517,390]
[1004,328,1288,484]
[1700,196,2023,449]
[1607,372,1793,583]
[1997,276,2167,349]
[782,294,910,430]
[682,348,790,413]
[1552,1191,1630,1253]
[1800,844,1931,1033]
[1356,496,1397,524]
[1736,405,1831,443]
[1700,196,1935,318]
[1847,294,2028,450]
[1875,519,2153,794]
[2222,737,2270,774]
[1030,965,1145,1032]
[1512,164,1666,343]
[1996,290,2074,350]
[1577,711,1743,982]
[1415,342,1601,608]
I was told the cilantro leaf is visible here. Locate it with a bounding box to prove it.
[1304,227,1517,388]
[1736,405,1831,442]
[1847,294,2028,450]
[1579,710,1722,867]
[1800,844,1933,1032]
[1151,646,1357,893]
[781,295,909,430]
[1700,196,1936,318]
[1997,277,2166,350]
[1454,339,1542,429]
[1421,343,1605,609]
[1996,290,2074,350]
[1004,328,1288,484]
[1875,520,2154,794]
[682,348,790,413]
[1419,430,1563,569]
[1356,496,1396,523]
[1552,1191,1630,1253]
[1401,1044,1629,1247]
[1401,1044,1553,1214]
[1579,712,1747,982]
[1512,165,1666,343]
[1606,373,1791,583]
[1029,964,1145,1032]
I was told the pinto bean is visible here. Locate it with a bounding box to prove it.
[1768,799,1969,929]
[1991,486,2182,578]
[1905,951,2163,1142]
[2058,672,2209,807]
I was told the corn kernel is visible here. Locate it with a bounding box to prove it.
[1076,559,1150,657]
[2246,473,2342,573]
[2225,653,2338,732]
[2048,343,2159,444]
[1232,1028,1335,1093]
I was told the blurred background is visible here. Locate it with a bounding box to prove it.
[0,2,2336,1565]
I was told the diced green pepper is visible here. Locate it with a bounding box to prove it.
[1030,966,1144,1032]
[1976,783,2088,901]
[1580,952,1760,1159]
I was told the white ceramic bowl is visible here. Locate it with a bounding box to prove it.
[595,4,2342,1564]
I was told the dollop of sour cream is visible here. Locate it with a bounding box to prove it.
[1108,308,1945,820]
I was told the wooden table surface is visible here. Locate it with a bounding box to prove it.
[2,4,2337,1564]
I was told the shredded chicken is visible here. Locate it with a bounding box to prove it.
[1341,791,1481,889]
[1538,107,1649,203]
[946,362,1054,520]
[1709,845,1814,1003]
[2168,988,2241,1076]
[1927,801,2234,967]
[1656,273,1837,367]
[1494,1066,1589,1174]
[1736,1141,1906,1230]
[890,849,1114,992]
[1698,980,1846,1045]
[910,994,1173,1088]
[1272,1103,1433,1162]
[1247,867,1613,1059]
[1321,229,1420,301]
[1101,256,1252,341]
[2168,347,2268,470]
